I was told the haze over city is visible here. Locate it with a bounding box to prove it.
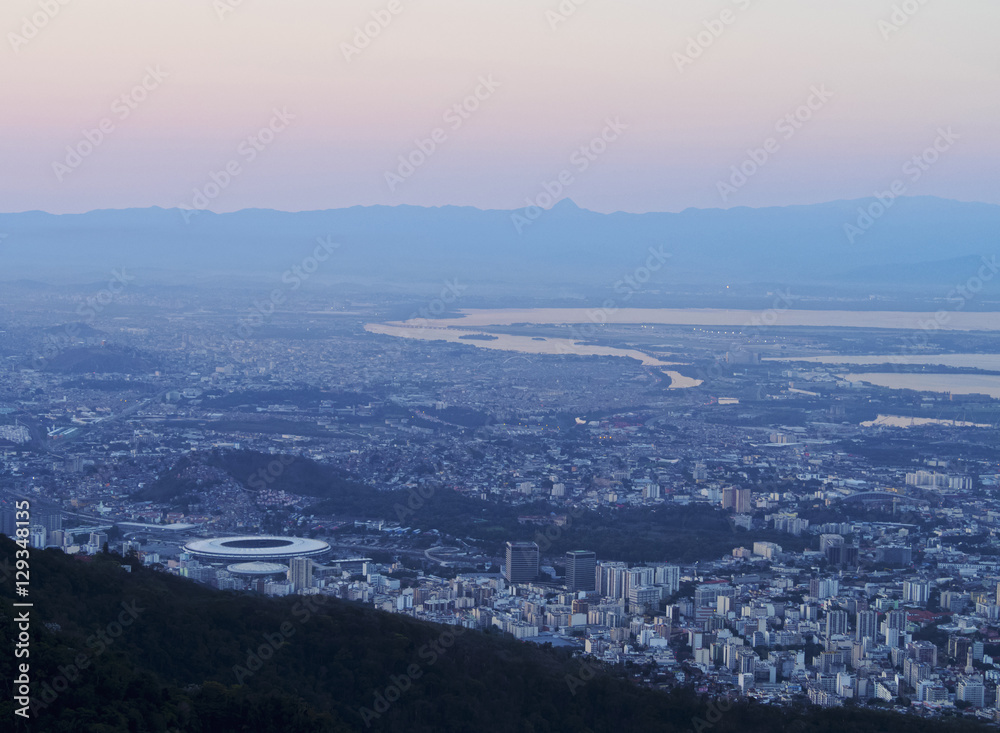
[4,2,1000,732]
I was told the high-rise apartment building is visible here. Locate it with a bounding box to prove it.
[903,580,930,604]
[505,541,539,584]
[825,609,848,637]
[856,610,878,642]
[565,550,596,592]
[722,487,752,513]
[288,556,314,592]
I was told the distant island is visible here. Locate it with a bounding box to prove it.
[458,333,499,341]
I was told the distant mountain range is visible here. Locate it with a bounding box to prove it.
[1,197,997,296]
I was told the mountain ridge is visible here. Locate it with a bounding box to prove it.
[2,197,997,294]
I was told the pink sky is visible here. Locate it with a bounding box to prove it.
[2,0,998,214]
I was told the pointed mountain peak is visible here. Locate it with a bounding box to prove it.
[550,198,584,212]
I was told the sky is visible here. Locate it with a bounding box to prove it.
[2,0,998,214]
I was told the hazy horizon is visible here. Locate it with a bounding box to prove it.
[1,192,998,218]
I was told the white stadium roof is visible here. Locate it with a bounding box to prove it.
[183,535,330,561]
[227,561,290,576]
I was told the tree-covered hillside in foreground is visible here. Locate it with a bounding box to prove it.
[0,538,989,733]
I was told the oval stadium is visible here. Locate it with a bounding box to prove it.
[226,562,290,578]
[183,535,330,562]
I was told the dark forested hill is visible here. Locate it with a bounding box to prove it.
[0,538,991,732]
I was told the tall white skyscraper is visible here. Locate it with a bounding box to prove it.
[288,557,314,592]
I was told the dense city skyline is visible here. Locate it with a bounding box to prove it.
[5,2,1000,730]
